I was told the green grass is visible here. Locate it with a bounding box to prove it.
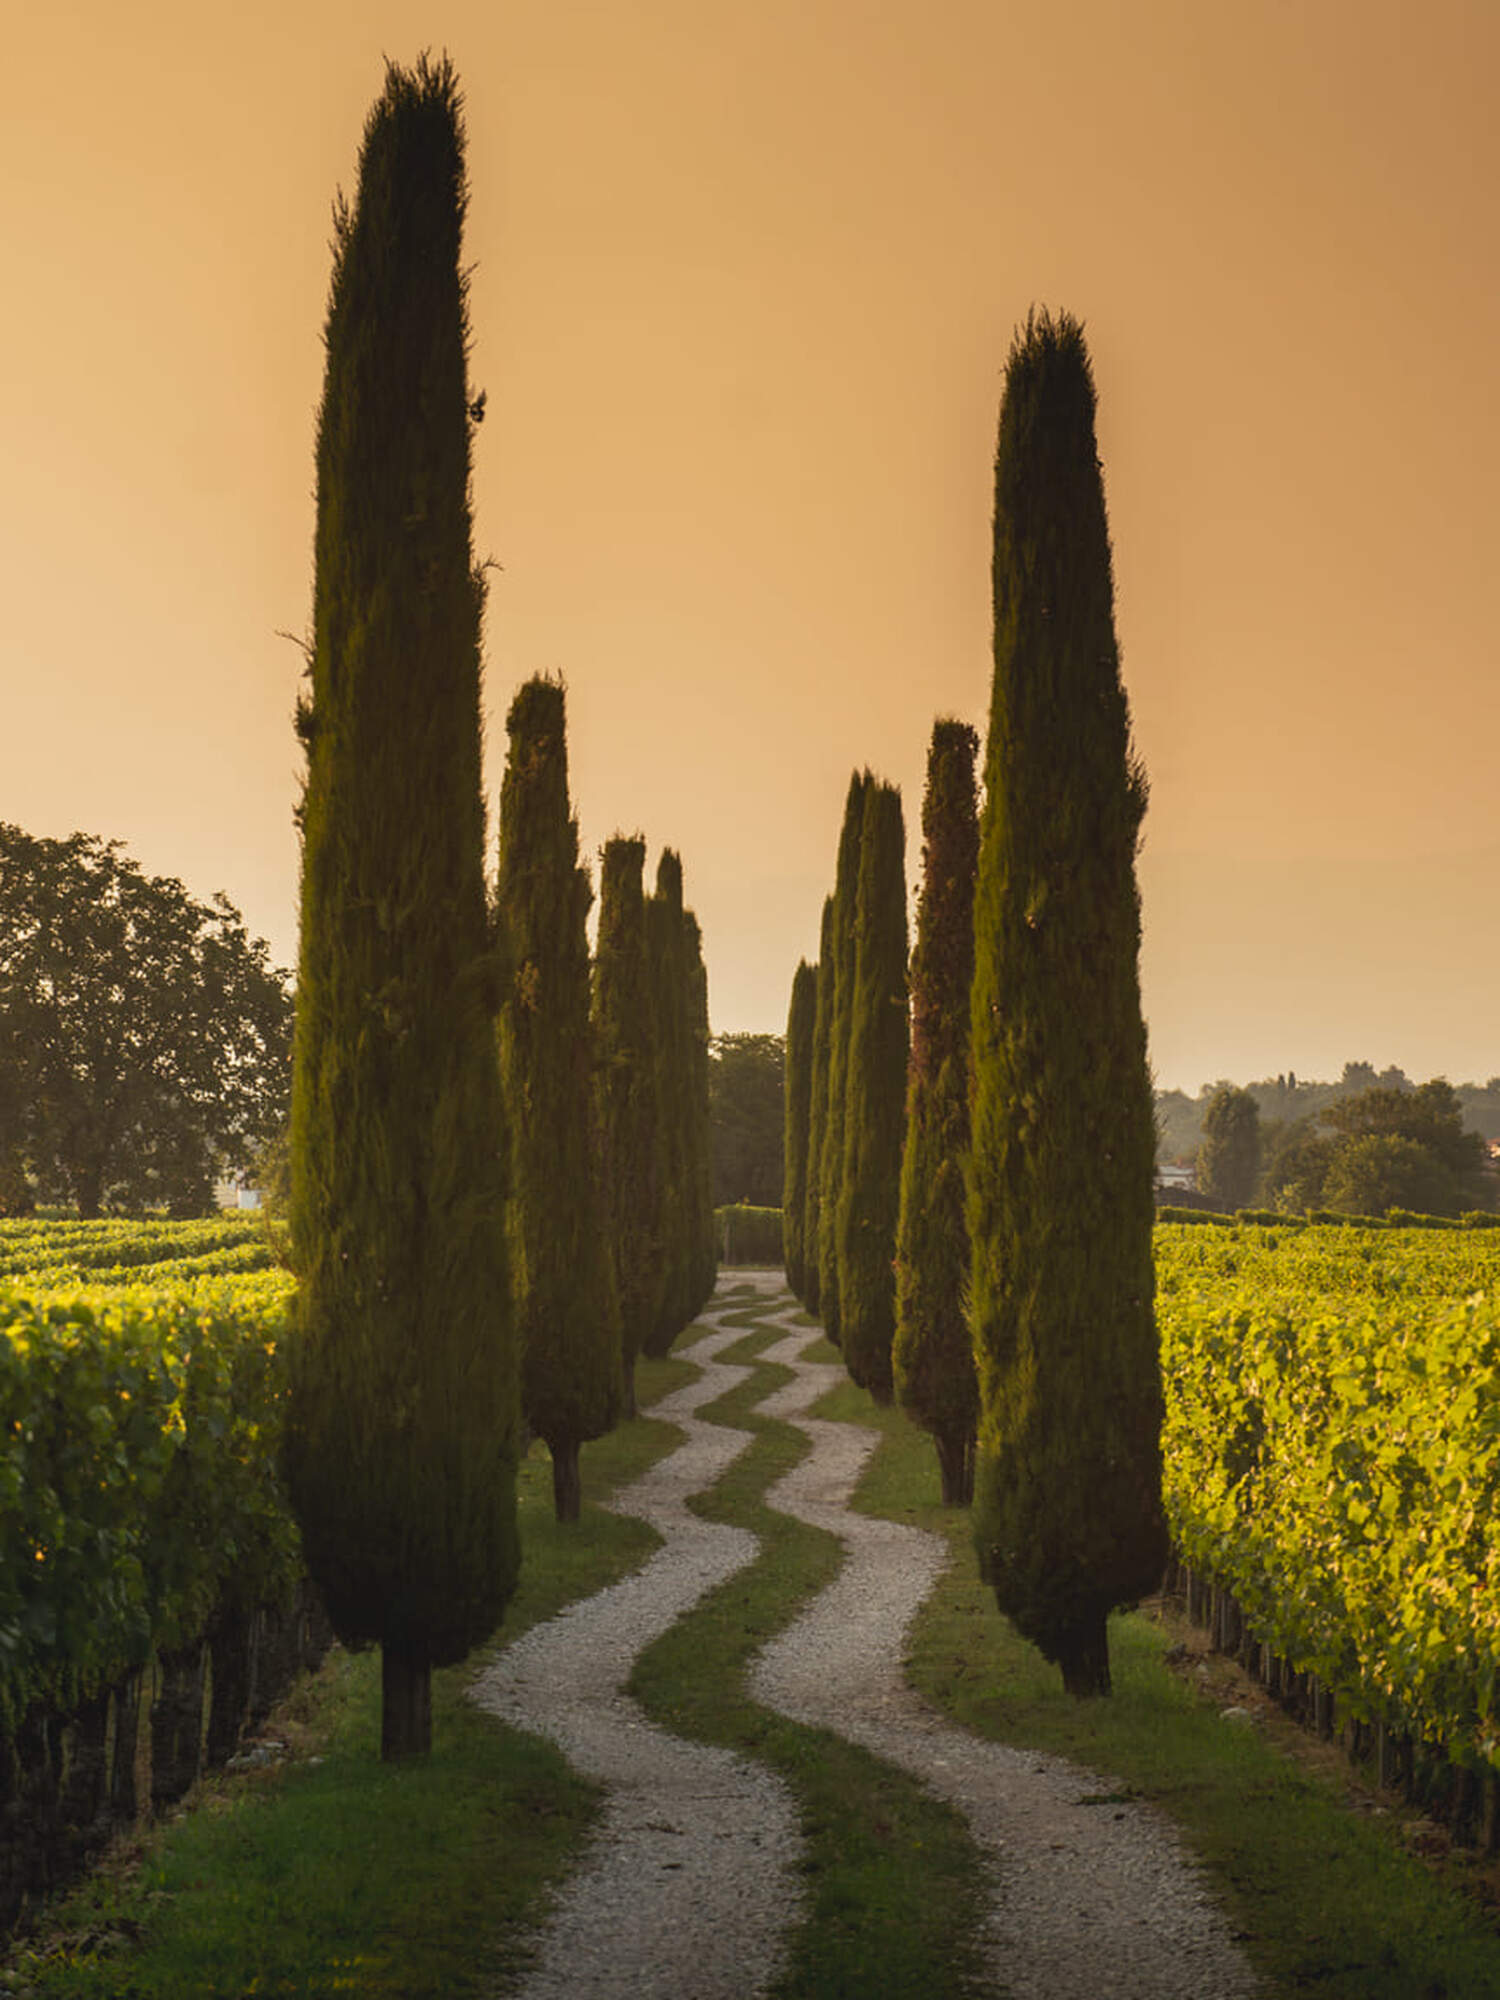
[7,1353,693,2000]
[816,1374,1500,2000]
[630,1313,1005,2000]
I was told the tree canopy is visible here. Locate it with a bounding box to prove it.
[0,824,292,1217]
[836,778,908,1405]
[782,960,817,1299]
[593,835,660,1411]
[967,310,1165,1698]
[1195,1085,1261,1210]
[708,1031,785,1208]
[496,676,621,1521]
[1266,1079,1493,1216]
[282,55,518,1759]
[894,719,979,1502]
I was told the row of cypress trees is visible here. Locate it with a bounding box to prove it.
[783,309,1165,1697]
[786,773,910,1403]
[283,60,713,1759]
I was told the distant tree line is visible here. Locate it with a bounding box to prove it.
[1158,1064,1500,1163]
[1172,1066,1496,1218]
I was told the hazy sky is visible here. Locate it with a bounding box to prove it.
[4,0,1496,1093]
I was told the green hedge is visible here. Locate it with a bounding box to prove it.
[1154,1205,1500,1232]
[715,1204,783,1267]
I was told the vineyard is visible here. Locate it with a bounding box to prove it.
[1158,1219,1500,1809]
[7,1213,1500,1933]
[1,1218,309,1930]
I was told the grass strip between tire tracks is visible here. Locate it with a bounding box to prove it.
[629,1303,1006,2000]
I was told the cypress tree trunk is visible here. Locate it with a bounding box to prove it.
[550,1438,583,1525]
[934,1428,975,1508]
[381,1646,432,1760]
[283,58,519,1759]
[497,677,622,1522]
[967,310,1165,1698]
[783,960,817,1300]
[1057,1609,1112,1700]
[894,720,980,1504]
[836,780,908,1404]
[817,773,871,1345]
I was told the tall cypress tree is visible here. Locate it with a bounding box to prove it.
[817,771,871,1345]
[593,835,660,1415]
[682,907,718,1316]
[644,850,690,1357]
[801,897,835,1315]
[496,677,622,1523]
[835,779,908,1404]
[894,719,980,1504]
[782,959,817,1298]
[283,57,517,1759]
[968,310,1165,1698]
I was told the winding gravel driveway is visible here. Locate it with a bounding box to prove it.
[478,1270,1259,1997]
[746,1273,1259,1999]
[471,1306,804,2000]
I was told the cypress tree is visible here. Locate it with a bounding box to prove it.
[835,780,908,1404]
[282,57,517,1759]
[644,850,690,1357]
[496,676,622,1523]
[893,719,980,1504]
[801,897,835,1315]
[782,959,817,1298]
[683,907,718,1316]
[593,835,660,1414]
[816,771,871,1345]
[968,310,1165,1699]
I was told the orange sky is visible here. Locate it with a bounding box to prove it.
[3,0,1496,1092]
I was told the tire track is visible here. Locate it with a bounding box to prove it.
[472,1290,803,2000]
[748,1295,1261,2000]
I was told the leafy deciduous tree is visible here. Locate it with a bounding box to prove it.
[708,1032,785,1209]
[0,826,292,1218]
[1195,1085,1261,1210]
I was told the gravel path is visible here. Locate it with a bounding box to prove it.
[471,1307,804,2000]
[476,1269,1260,1997]
[746,1274,1260,1999]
